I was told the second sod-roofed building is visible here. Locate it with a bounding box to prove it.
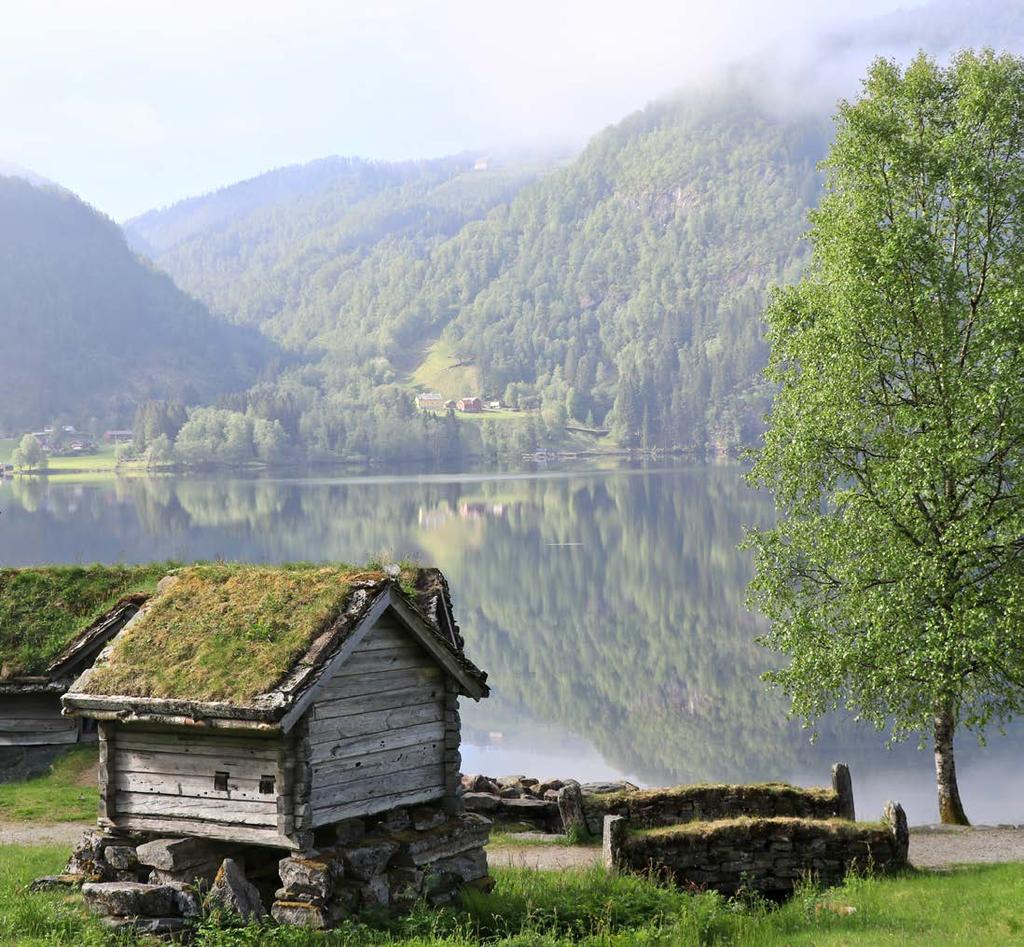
[0,565,168,777]
[62,564,488,851]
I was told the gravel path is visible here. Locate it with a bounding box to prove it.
[488,826,1024,871]
[4,821,1022,871]
[0,820,90,848]
[907,825,1024,868]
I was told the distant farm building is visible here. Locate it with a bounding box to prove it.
[473,158,489,171]
[104,430,134,444]
[0,565,165,779]
[456,397,483,413]
[416,392,446,411]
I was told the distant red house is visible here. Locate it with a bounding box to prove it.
[456,397,483,413]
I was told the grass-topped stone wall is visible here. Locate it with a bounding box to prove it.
[603,801,909,898]
[577,763,855,836]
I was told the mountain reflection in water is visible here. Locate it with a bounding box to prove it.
[1,463,1020,825]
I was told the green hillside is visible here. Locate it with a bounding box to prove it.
[127,91,827,460]
[0,176,275,432]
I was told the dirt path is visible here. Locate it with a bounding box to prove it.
[0,820,90,847]
[488,826,1024,871]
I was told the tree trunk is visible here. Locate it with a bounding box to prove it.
[934,706,970,825]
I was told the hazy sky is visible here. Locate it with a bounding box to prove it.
[2,0,924,219]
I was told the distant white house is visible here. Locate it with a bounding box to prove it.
[416,392,446,411]
[473,158,489,171]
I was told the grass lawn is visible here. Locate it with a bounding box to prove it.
[0,843,1021,945]
[0,747,98,823]
[410,339,481,400]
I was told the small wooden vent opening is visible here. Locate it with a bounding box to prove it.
[214,771,230,792]
[259,774,275,795]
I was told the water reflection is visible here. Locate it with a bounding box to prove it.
[1,465,1020,825]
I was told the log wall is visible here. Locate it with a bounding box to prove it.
[305,612,447,826]
[0,694,80,747]
[105,723,290,846]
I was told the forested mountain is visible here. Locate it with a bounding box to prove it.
[0,177,274,432]
[129,92,826,458]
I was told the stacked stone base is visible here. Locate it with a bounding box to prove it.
[273,806,493,928]
[44,804,492,933]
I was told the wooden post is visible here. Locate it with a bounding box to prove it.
[97,721,117,823]
[832,762,855,821]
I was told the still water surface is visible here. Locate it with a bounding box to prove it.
[1,463,1020,825]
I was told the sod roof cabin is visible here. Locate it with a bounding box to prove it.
[63,564,488,850]
[0,565,167,749]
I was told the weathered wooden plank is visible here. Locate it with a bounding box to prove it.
[115,731,279,761]
[310,762,444,809]
[355,623,426,651]
[310,741,441,787]
[0,718,78,733]
[310,784,445,827]
[115,791,279,825]
[319,666,443,701]
[111,814,295,848]
[114,770,279,803]
[331,649,437,677]
[305,720,445,761]
[0,730,80,746]
[114,749,279,781]
[312,685,444,721]
[307,701,443,742]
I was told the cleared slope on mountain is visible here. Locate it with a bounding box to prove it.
[0,177,274,431]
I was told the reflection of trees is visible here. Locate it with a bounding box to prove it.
[0,468,886,784]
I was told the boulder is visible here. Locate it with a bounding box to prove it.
[463,792,500,813]
[580,781,639,795]
[100,917,188,935]
[359,874,390,907]
[166,882,202,918]
[136,837,226,872]
[496,775,527,789]
[461,774,489,792]
[103,846,139,871]
[65,831,111,879]
[272,901,328,929]
[148,860,221,887]
[433,847,489,883]
[341,840,398,881]
[207,858,266,921]
[81,881,177,918]
[29,874,84,891]
[278,854,340,899]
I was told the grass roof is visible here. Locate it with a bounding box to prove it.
[632,816,884,840]
[0,564,171,680]
[80,562,420,705]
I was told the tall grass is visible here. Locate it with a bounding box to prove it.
[1,845,1022,946]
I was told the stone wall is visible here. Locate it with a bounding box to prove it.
[580,763,854,837]
[603,800,909,898]
[44,802,492,934]
[460,765,854,839]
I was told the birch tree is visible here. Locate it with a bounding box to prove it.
[747,51,1024,824]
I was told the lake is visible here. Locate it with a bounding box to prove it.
[1,462,1021,826]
